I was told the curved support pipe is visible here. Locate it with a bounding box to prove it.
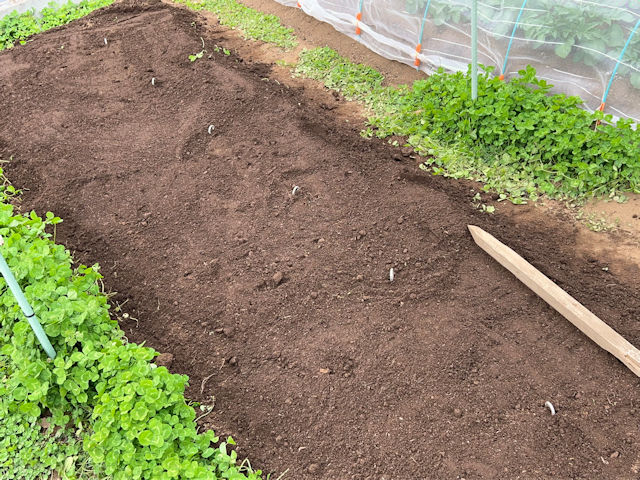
[600,18,640,112]
[501,0,529,80]
[355,0,365,36]
[414,0,433,69]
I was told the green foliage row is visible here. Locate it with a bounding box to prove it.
[0,0,114,51]
[173,0,297,49]
[0,170,260,479]
[297,47,640,202]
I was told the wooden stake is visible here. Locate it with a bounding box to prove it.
[468,225,640,378]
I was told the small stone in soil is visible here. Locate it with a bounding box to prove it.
[229,356,238,366]
[272,271,284,285]
[222,327,234,337]
[310,291,318,299]
[308,464,320,473]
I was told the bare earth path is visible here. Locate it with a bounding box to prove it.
[1,2,640,478]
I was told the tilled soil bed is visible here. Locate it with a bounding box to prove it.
[2,2,640,478]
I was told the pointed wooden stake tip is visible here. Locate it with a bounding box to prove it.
[467,225,484,243]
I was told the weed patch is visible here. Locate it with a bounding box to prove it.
[174,0,297,49]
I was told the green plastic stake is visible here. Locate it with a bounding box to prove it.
[0,236,56,359]
[471,0,478,100]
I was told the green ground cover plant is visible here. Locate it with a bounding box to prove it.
[296,47,640,202]
[0,396,100,480]
[0,169,261,479]
[173,0,297,49]
[0,0,114,50]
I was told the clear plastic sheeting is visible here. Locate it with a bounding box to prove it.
[0,0,82,19]
[280,0,640,123]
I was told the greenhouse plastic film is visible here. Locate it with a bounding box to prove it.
[283,0,640,123]
[0,0,82,20]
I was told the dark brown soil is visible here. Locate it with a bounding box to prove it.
[2,2,640,478]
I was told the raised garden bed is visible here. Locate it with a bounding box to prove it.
[1,0,640,478]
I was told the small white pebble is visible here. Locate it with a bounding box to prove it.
[208,125,215,134]
[104,37,108,45]
[292,185,300,195]
[151,77,156,86]
[389,268,394,282]
[545,401,556,415]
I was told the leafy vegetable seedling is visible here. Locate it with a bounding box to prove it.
[189,37,206,62]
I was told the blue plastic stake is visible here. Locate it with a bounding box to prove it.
[355,0,365,36]
[414,0,433,70]
[600,18,640,111]
[0,238,56,359]
[418,0,433,42]
[501,0,529,80]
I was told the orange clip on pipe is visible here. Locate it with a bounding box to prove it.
[595,102,606,126]
[414,44,422,67]
[355,11,362,35]
[499,74,505,81]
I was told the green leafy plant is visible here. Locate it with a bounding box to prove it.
[189,50,204,61]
